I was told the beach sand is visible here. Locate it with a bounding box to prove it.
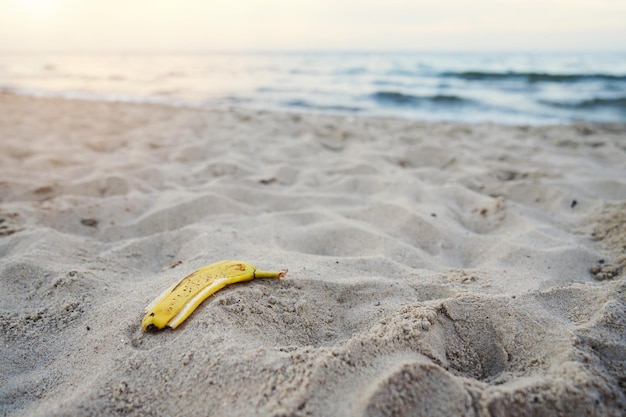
[1,93,625,416]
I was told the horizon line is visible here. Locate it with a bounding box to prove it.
[1,48,625,55]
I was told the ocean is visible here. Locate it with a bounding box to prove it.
[1,51,625,124]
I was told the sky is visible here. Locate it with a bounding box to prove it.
[0,0,625,52]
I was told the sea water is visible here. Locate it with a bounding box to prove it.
[1,51,625,124]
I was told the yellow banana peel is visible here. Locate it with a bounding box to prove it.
[142,260,287,332]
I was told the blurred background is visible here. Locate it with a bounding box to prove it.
[1,0,625,124]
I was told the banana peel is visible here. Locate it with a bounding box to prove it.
[142,260,287,332]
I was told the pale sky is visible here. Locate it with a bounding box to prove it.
[0,0,625,51]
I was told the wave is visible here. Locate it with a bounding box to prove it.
[442,71,626,83]
[541,97,626,110]
[339,67,367,76]
[371,91,473,106]
[284,99,362,112]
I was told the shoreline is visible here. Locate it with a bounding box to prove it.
[1,93,625,416]
[0,88,626,127]
[2,88,625,128]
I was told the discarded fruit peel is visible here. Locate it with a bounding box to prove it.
[142,260,287,332]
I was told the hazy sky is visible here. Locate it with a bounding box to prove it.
[1,0,625,51]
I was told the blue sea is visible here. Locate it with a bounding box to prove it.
[1,51,625,124]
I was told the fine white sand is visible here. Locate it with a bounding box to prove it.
[1,94,625,417]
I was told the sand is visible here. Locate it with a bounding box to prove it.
[1,93,625,417]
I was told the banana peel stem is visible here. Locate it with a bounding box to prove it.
[254,269,288,279]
